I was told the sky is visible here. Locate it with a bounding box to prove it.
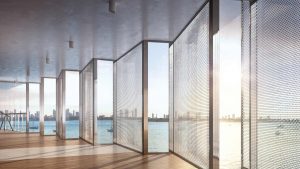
[44,78,56,116]
[148,42,169,118]
[219,0,241,118]
[97,60,113,116]
[65,71,79,111]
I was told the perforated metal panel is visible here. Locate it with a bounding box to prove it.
[173,3,210,168]
[113,63,117,143]
[241,0,251,168]
[242,0,300,168]
[80,61,94,144]
[169,44,174,152]
[115,44,143,152]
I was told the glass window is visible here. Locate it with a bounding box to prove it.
[96,60,113,144]
[65,71,80,139]
[148,42,169,152]
[0,82,26,132]
[44,78,56,135]
[29,83,40,132]
[219,0,242,168]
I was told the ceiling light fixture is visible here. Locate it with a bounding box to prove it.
[109,0,116,14]
[46,51,50,64]
[69,36,74,48]
[69,40,74,48]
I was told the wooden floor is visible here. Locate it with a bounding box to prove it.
[0,132,196,169]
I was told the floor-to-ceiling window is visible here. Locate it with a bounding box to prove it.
[0,82,26,132]
[242,0,300,168]
[169,44,174,152]
[148,42,169,153]
[65,71,79,139]
[115,44,143,152]
[43,78,56,135]
[96,60,113,144]
[219,0,241,168]
[57,71,79,139]
[29,83,40,132]
[172,2,210,168]
[80,62,94,144]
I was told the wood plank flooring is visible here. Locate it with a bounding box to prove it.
[0,132,196,169]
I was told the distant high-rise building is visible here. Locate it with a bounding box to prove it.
[66,109,70,118]
[35,111,39,119]
[53,109,56,118]
[232,114,235,119]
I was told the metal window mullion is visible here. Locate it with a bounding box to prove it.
[62,71,66,139]
[26,82,29,133]
[142,41,148,155]
[113,62,117,144]
[209,0,219,168]
[40,78,45,135]
[249,2,258,169]
[90,60,95,145]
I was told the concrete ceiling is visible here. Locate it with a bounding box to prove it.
[0,0,206,82]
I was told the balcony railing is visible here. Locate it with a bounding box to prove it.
[0,111,27,132]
